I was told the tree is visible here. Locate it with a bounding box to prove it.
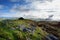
[18,17,24,20]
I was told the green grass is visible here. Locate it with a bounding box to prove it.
[0,19,48,40]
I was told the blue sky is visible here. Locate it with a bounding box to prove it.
[0,0,29,13]
[0,0,60,20]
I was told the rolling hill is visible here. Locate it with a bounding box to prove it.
[0,19,48,40]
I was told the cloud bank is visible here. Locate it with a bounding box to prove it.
[0,0,60,20]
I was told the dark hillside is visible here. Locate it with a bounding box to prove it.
[37,21,60,40]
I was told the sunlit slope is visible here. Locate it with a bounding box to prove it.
[0,19,48,40]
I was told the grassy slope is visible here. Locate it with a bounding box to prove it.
[0,19,48,40]
[38,21,60,39]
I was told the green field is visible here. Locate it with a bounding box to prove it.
[0,19,48,40]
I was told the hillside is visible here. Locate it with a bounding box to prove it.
[0,18,60,40]
[38,21,60,40]
[0,19,48,40]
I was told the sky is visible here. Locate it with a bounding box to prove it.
[0,0,60,20]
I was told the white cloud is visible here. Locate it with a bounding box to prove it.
[7,0,60,20]
[25,0,53,3]
[25,0,60,20]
